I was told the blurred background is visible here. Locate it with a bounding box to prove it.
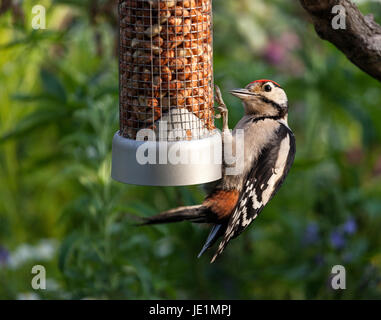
[1,0,381,299]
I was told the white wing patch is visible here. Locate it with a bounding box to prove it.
[253,196,262,210]
[260,134,290,205]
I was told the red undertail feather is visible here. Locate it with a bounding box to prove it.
[203,190,239,221]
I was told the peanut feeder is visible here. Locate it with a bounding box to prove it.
[112,0,222,186]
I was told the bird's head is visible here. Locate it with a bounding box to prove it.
[230,80,288,119]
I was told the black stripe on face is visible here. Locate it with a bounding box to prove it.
[258,96,282,112]
[237,91,285,112]
[252,116,282,123]
[257,96,288,118]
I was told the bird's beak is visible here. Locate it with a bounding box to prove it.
[229,88,257,100]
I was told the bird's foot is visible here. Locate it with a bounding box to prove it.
[214,85,229,131]
[216,105,228,117]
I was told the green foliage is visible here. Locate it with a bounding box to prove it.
[0,0,381,300]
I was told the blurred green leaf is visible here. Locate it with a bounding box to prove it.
[40,69,67,103]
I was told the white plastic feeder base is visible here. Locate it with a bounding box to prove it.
[111,131,222,186]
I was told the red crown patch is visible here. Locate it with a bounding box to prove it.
[250,79,281,87]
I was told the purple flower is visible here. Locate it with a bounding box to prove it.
[263,41,286,65]
[280,32,301,50]
[342,218,357,235]
[303,223,319,245]
[330,231,346,249]
[0,246,9,266]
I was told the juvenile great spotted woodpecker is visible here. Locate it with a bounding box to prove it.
[142,80,296,263]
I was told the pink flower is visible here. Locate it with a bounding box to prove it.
[263,41,287,65]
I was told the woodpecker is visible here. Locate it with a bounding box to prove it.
[141,80,296,263]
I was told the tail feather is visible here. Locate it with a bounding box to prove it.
[140,205,207,225]
[139,205,227,261]
[197,224,224,259]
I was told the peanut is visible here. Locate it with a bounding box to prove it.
[145,24,162,38]
[148,0,176,9]
[175,6,190,17]
[161,66,172,82]
[183,0,196,8]
[169,57,187,69]
[159,10,171,24]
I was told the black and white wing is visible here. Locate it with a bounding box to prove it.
[211,123,296,263]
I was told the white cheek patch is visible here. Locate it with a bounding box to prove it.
[264,88,288,107]
[274,88,288,106]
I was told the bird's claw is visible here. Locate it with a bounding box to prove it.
[217,105,228,115]
[214,85,229,131]
[214,105,228,120]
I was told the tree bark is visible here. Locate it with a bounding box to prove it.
[299,0,381,82]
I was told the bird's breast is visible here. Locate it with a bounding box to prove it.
[222,118,281,190]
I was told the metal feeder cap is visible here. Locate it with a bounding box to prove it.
[111,131,222,186]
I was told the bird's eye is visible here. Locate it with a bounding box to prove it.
[264,84,272,92]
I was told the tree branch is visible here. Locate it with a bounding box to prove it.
[299,0,381,82]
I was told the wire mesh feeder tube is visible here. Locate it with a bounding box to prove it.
[112,0,222,186]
